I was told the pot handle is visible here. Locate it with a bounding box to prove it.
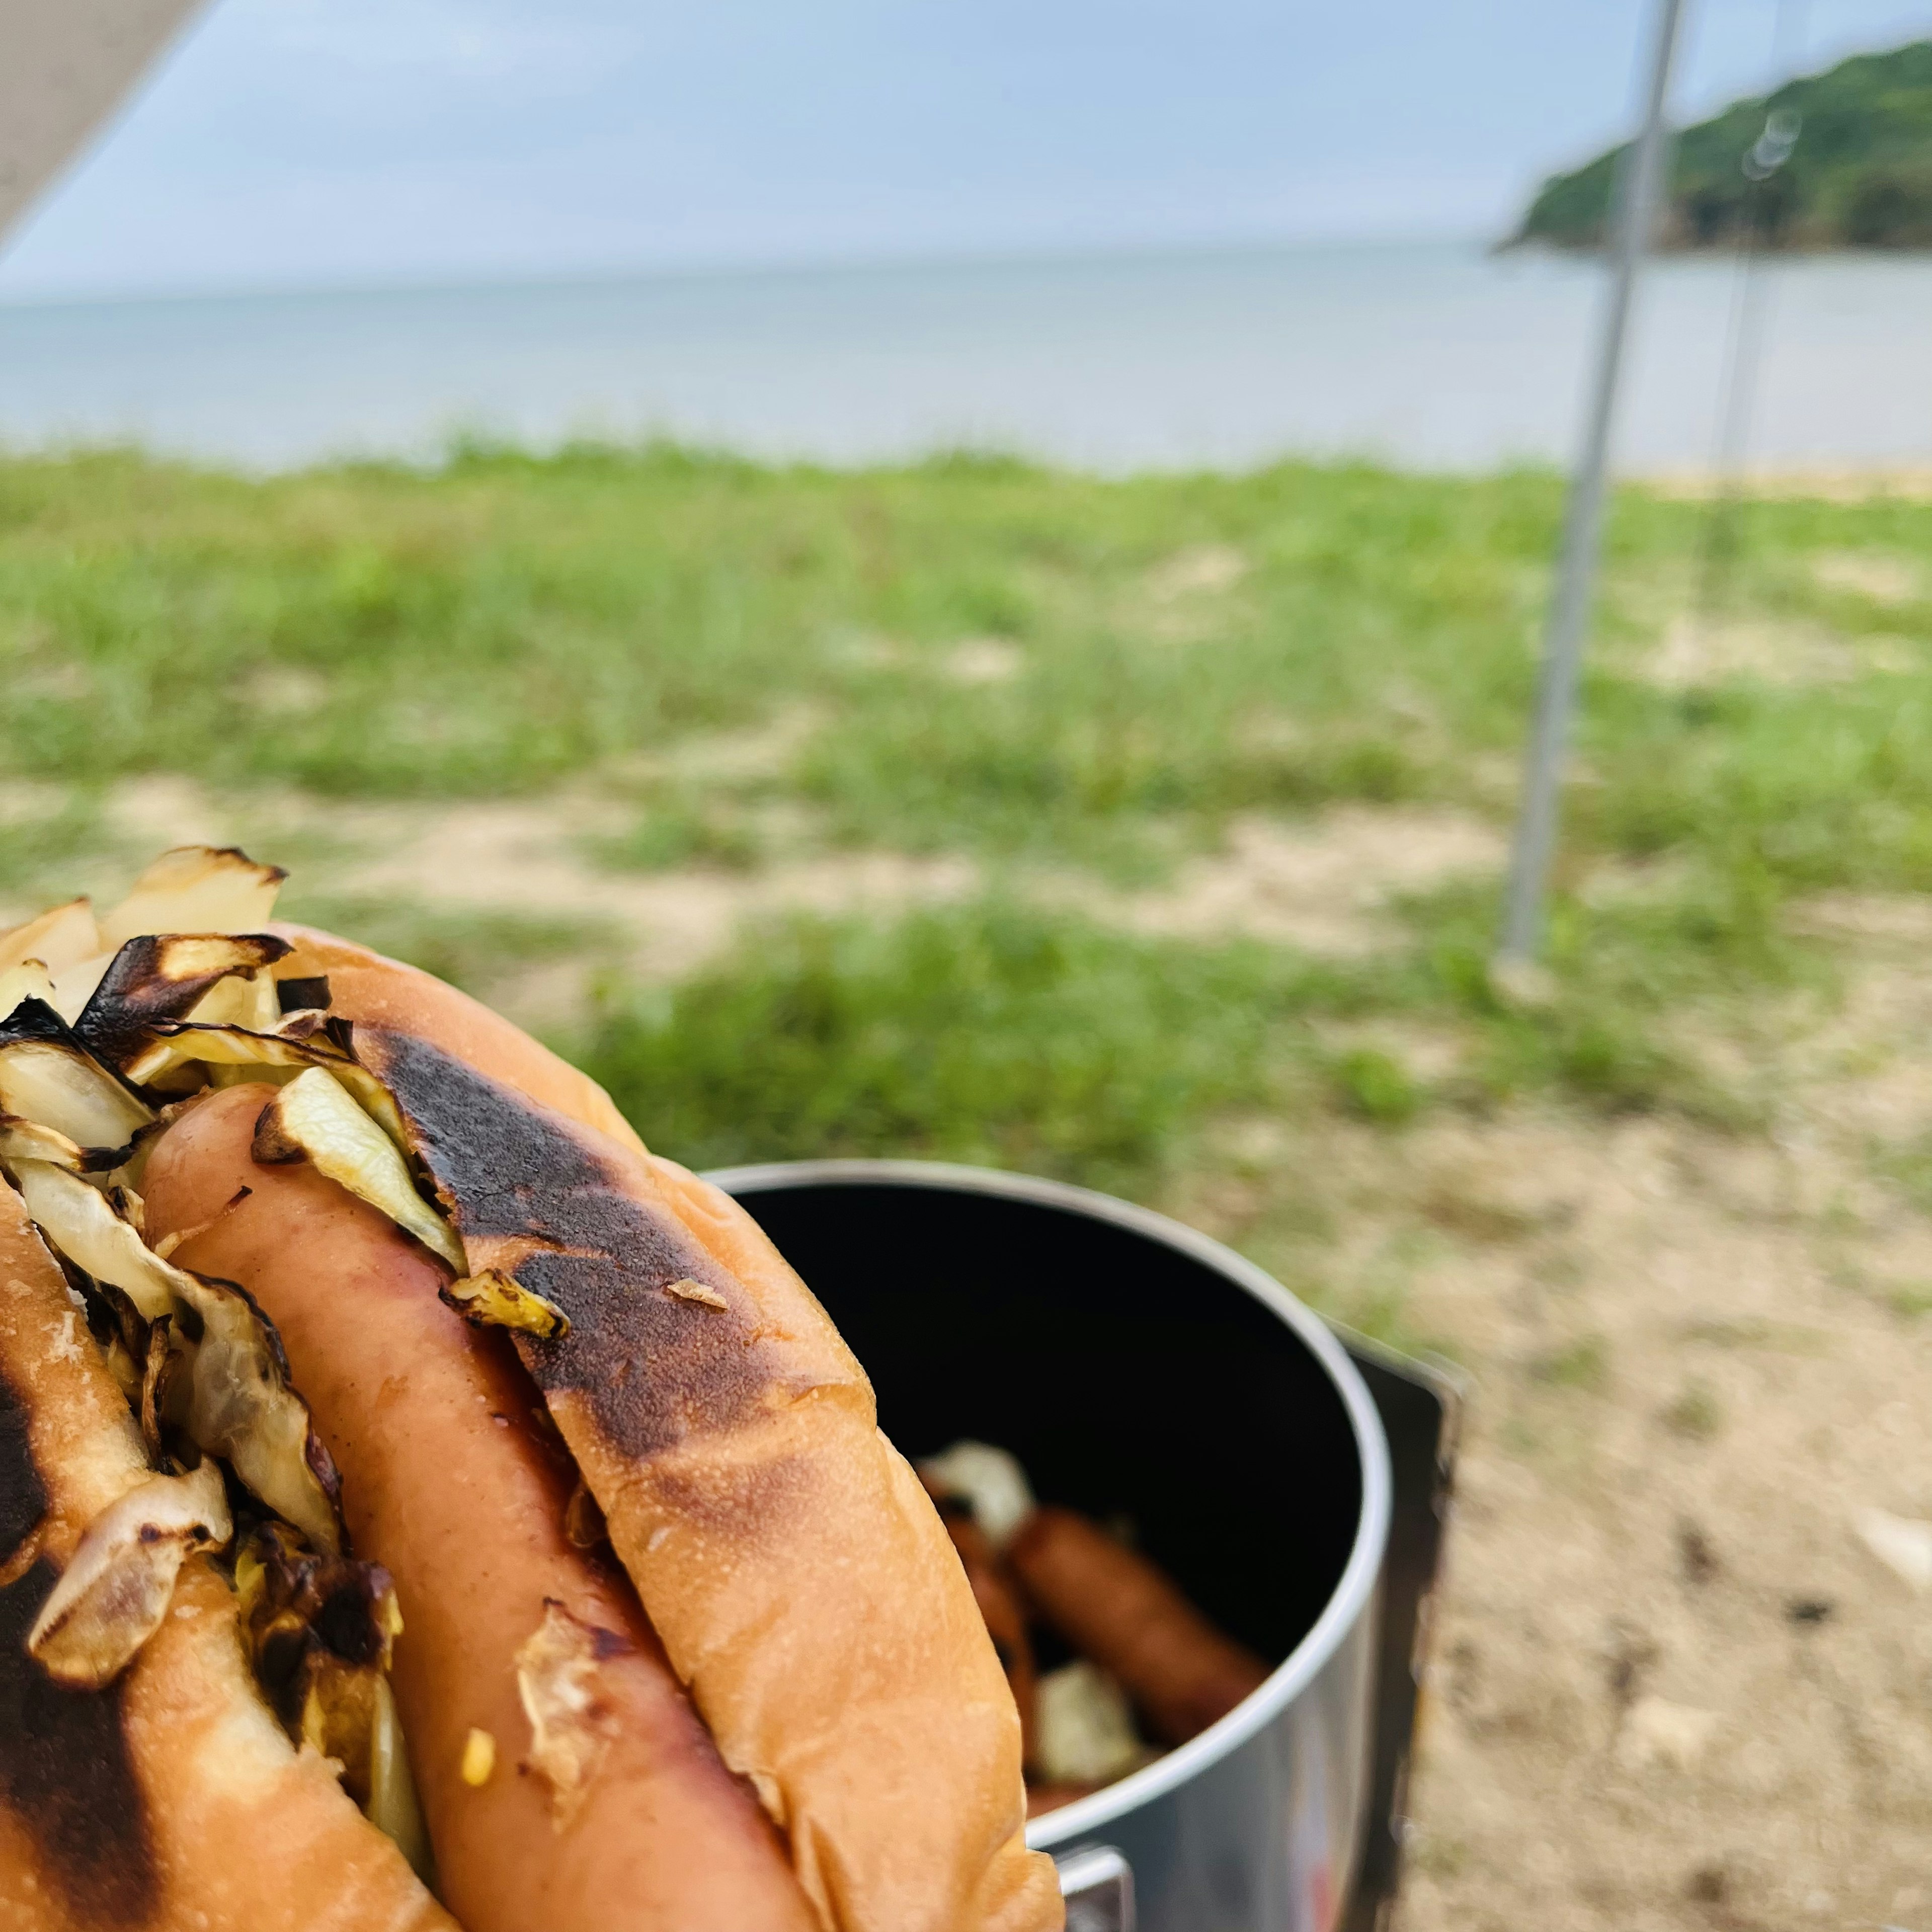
[1056,1843,1136,1932]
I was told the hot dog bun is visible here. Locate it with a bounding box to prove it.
[141,1082,820,1932]
[0,1177,454,1932]
[275,928,1060,1932]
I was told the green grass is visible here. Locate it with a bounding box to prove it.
[1533,1333,1612,1394]
[578,902,1313,1191]
[1661,1379,1726,1440]
[573,881,1776,1196]
[5,443,1932,1219]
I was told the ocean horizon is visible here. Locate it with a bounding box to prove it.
[5,238,1928,475]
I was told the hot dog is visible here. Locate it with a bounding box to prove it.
[141,1081,819,1932]
[260,924,1060,1932]
[0,847,1061,1932]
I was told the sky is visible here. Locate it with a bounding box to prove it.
[4,0,1930,299]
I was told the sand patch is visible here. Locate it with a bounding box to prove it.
[822,629,905,672]
[1643,614,1873,687]
[108,772,235,851]
[1310,1017,1468,1084]
[1787,891,1932,946]
[12,660,92,702]
[0,778,76,826]
[1137,543,1252,642]
[1578,854,1694,908]
[1166,888,1932,1932]
[1146,543,1249,602]
[353,799,977,984]
[1643,467,1932,505]
[1810,550,1923,607]
[1094,808,1504,953]
[1782,954,1932,1155]
[940,637,1025,686]
[244,666,332,716]
[616,704,824,785]
[78,770,976,1032]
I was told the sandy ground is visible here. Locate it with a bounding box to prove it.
[73,773,1509,1020]
[1220,1077,1932,1932]
[1642,468,1932,505]
[1166,898,1932,1929]
[10,781,1930,1928]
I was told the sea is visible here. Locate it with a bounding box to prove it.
[2,239,1927,475]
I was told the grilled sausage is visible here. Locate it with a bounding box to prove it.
[141,1082,818,1932]
[1008,1507,1270,1747]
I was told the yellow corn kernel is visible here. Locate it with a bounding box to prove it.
[460,1727,496,1787]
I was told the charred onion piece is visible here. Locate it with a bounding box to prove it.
[9,1156,177,1321]
[919,1438,1037,1552]
[253,1067,465,1271]
[275,974,333,1014]
[233,1522,432,1878]
[7,1157,341,1551]
[441,1268,570,1341]
[98,845,287,952]
[167,1271,342,1555]
[186,967,283,1032]
[562,1481,607,1552]
[237,1523,402,1766]
[0,896,101,978]
[0,958,55,1023]
[1031,1660,1147,1786]
[0,1111,86,1171]
[76,932,292,1070]
[138,1312,181,1458]
[27,1462,232,1688]
[0,999,154,1159]
[516,1599,630,1826]
[125,1016,412,1146]
[371,1674,436,1883]
[665,1276,729,1310]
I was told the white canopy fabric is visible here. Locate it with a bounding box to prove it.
[0,0,206,245]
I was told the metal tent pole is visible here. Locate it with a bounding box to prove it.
[1696,0,1809,615]
[1495,0,1691,972]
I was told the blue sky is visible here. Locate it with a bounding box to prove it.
[4,0,1929,297]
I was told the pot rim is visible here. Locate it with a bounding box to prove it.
[703,1155,1395,1850]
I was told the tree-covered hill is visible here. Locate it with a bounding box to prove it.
[1512,39,1932,250]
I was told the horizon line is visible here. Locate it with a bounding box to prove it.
[0,228,1501,314]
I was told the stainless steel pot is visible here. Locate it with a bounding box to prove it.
[706,1158,1396,1932]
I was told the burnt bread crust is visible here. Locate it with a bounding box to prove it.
[0,1555,155,1925]
[0,1180,455,1932]
[356,1025,796,1462]
[0,1373,48,1564]
[267,924,647,1158]
[304,939,1061,1932]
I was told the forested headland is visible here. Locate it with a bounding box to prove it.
[1513,40,1932,250]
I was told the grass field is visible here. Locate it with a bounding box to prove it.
[5,444,1931,1299]
[5,450,1929,1188]
[5,445,1931,1923]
